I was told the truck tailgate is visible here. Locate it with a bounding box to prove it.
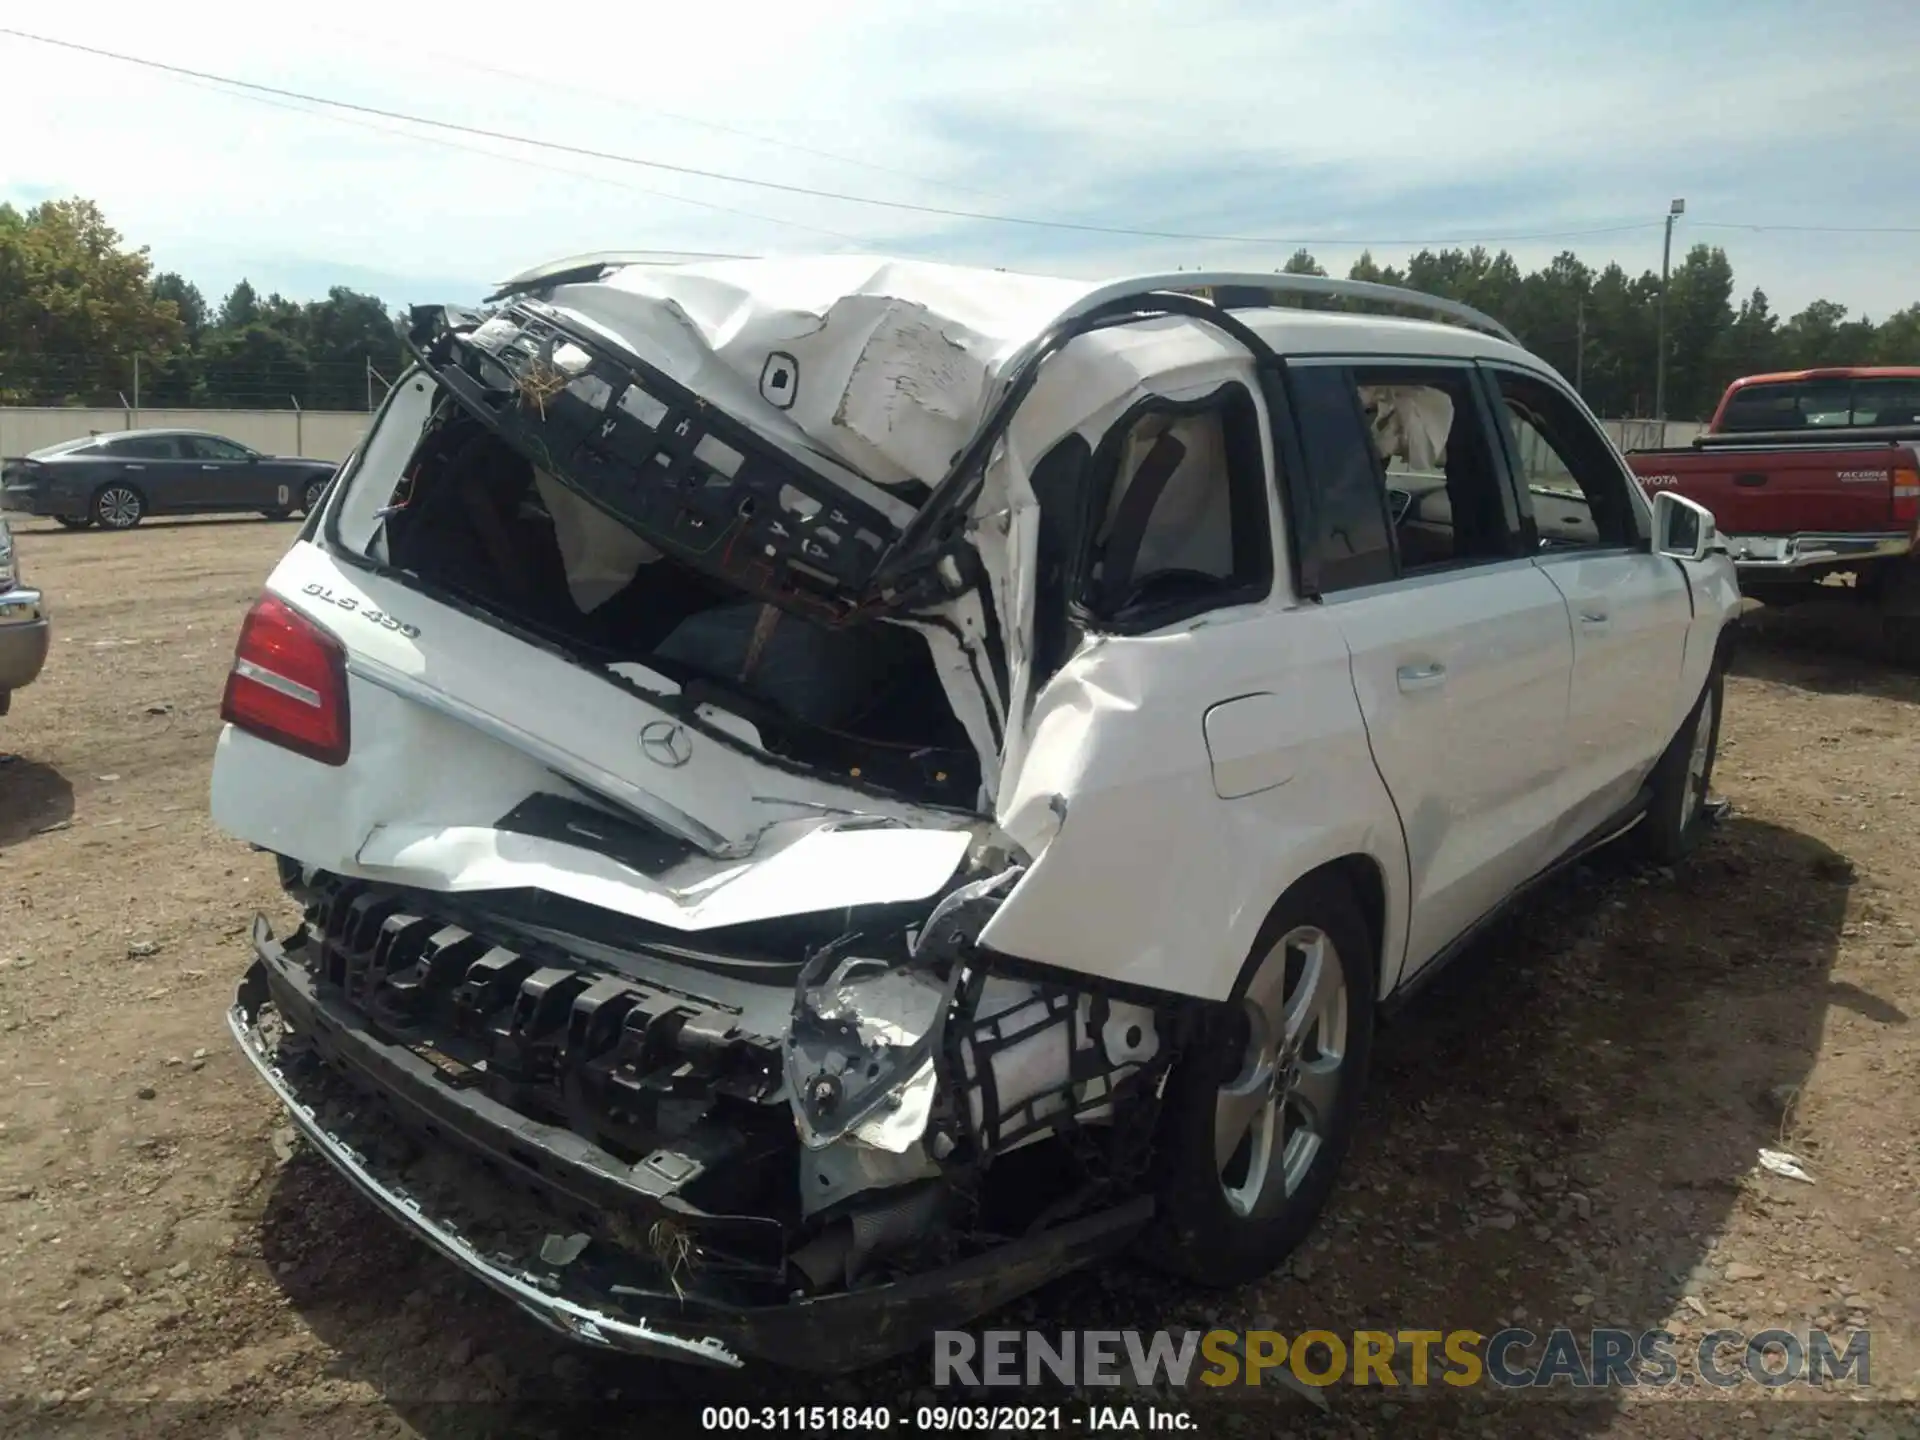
[1629,445,1904,535]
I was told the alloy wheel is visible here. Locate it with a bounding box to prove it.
[1215,925,1350,1219]
[97,487,142,528]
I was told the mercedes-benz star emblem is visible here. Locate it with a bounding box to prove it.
[639,720,693,768]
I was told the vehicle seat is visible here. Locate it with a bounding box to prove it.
[1095,431,1190,614]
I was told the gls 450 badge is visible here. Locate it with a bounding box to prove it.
[302,582,422,640]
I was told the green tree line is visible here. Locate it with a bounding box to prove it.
[1272,245,1917,420]
[2,197,1916,419]
[0,198,405,411]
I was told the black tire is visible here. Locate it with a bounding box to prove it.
[1632,671,1724,865]
[1884,617,1920,670]
[1140,871,1375,1287]
[300,476,329,517]
[93,484,145,530]
[54,516,92,530]
[262,510,293,522]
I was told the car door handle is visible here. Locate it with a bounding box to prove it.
[201,464,220,471]
[1579,609,1609,625]
[1395,661,1447,692]
[1733,472,1768,487]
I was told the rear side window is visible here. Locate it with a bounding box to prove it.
[1853,378,1920,427]
[1285,367,1395,592]
[104,436,180,459]
[1286,362,1520,593]
[1720,379,1869,431]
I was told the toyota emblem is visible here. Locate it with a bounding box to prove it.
[639,720,693,768]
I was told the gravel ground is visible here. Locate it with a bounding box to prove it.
[1,516,1917,1439]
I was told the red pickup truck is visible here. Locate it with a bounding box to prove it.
[1625,367,1920,626]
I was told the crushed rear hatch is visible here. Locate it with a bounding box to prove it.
[404,300,921,624]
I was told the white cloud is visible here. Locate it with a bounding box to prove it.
[4,0,1917,314]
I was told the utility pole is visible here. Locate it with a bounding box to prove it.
[132,354,141,417]
[366,358,374,413]
[1654,197,1685,430]
[1575,298,1586,395]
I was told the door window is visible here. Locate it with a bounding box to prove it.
[1285,362,1522,593]
[184,435,254,461]
[1488,370,1641,551]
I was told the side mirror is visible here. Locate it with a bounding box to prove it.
[1652,490,1716,562]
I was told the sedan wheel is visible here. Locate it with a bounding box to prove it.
[1141,872,1374,1287]
[302,477,329,516]
[94,486,145,529]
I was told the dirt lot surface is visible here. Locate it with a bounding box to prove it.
[2,516,1917,1439]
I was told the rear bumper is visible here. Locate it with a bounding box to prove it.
[228,914,1152,1372]
[1724,531,1911,574]
[0,482,81,517]
[0,585,49,697]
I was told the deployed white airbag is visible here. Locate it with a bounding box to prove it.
[533,468,660,612]
[1360,384,1454,470]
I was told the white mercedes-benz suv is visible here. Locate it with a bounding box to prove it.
[209,256,1739,1371]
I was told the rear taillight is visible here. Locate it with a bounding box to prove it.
[1895,465,1920,530]
[220,593,350,765]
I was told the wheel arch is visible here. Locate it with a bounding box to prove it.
[1239,853,1390,1005]
[1320,853,1387,997]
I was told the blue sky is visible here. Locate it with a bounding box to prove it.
[4,0,1917,318]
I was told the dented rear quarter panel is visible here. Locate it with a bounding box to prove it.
[979,602,1411,1004]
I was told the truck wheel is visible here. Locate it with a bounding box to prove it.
[1140,872,1374,1287]
[93,485,145,530]
[1633,672,1723,865]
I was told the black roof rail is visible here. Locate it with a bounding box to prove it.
[1047,270,1519,346]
